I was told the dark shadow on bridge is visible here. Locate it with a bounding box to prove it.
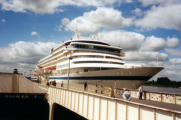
[0,93,49,120]
[53,103,88,120]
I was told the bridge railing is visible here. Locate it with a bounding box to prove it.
[48,87,181,120]
[55,83,109,94]
[130,89,181,105]
[38,82,181,106]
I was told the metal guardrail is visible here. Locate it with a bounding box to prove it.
[48,87,181,120]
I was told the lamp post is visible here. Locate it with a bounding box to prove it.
[24,72,26,77]
[38,67,43,83]
[30,70,32,79]
[67,57,73,89]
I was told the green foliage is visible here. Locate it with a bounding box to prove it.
[152,80,154,85]
[143,77,181,88]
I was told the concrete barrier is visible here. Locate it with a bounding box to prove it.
[0,73,46,93]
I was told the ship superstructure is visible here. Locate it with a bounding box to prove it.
[34,32,164,89]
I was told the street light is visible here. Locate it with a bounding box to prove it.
[24,72,26,77]
[67,57,73,89]
[38,66,43,83]
[30,70,32,79]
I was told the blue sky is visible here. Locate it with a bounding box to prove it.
[0,0,181,81]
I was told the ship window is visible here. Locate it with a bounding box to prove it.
[73,44,120,53]
[73,41,110,45]
[65,42,71,46]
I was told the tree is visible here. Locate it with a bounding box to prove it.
[157,77,162,85]
[160,77,170,87]
[152,80,155,85]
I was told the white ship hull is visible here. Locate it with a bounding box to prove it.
[35,35,164,89]
[49,67,163,89]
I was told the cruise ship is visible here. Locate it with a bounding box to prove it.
[33,31,164,89]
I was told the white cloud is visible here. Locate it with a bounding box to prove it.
[124,52,168,61]
[64,17,100,34]
[140,36,180,51]
[165,48,181,56]
[140,36,166,51]
[167,37,179,48]
[164,70,181,79]
[0,0,122,14]
[165,71,178,75]
[135,5,181,31]
[98,30,145,51]
[31,31,38,36]
[61,18,70,26]
[131,8,142,16]
[55,25,62,31]
[0,0,63,14]
[157,69,181,81]
[138,0,181,6]
[164,64,181,70]
[62,7,134,33]
[125,0,133,3]
[1,19,5,22]
[0,41,59,73]
[169,58,181,65]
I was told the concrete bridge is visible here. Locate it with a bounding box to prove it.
[48,86,181,120]
[1,71,180,120]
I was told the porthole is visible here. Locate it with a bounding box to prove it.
[117,73,119,74]
[130,72,132,74]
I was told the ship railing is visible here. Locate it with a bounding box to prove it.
[141,63,164,67]
[72,56,122,61]
[73,51,119,56]
[124,63,164,68]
